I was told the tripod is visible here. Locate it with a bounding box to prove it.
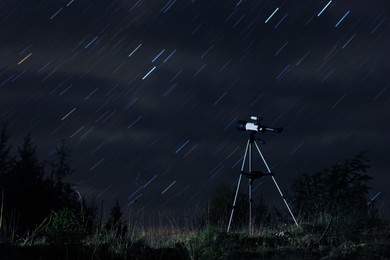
[227,132,299,234]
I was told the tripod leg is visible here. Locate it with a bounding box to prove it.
[248,141,253,235]
[227,173,243,233]
[253,141,299,227]
[227,139,250,233]
[270,175,299,226]
[249,178,253,235]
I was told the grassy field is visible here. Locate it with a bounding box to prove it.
[1,215,389,260]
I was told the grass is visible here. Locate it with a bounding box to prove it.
[1,201,389,259]
[1,213,389,260]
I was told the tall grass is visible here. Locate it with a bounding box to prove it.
[1,206,389,259]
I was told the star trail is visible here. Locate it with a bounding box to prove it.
[0,0,389,215]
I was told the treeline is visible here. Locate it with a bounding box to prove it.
[0,122,382,246]
[0,123,122,244]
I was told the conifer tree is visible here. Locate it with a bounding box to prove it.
[106,199,126,235]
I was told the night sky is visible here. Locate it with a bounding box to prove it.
[1,0,389,218]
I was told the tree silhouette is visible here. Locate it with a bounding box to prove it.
[292,152,372,220]
[0,123,11,236]
[50,140,73,183]
[105,199,126,236]
[0,125,81,235]
[48,141,79,213]
[3,134,47,232]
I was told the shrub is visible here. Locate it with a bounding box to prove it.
[44,208,84,245]
[292,152,372,221]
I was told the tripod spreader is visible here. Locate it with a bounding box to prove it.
[242,171,272,180]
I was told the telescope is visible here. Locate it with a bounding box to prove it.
[237,116,283,133]
[228,115,299,234]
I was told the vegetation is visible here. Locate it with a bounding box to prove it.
[0,123,389,259]
[292,152,372,221]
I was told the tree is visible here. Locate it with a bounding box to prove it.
[0,123,11,235]
[292,152,372,220]
[0,134,81,235]
[48,140,79,212]
[105,199,126,236]
[80,197,98,234]
[51,140,73,183]
[4,134,47,231]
